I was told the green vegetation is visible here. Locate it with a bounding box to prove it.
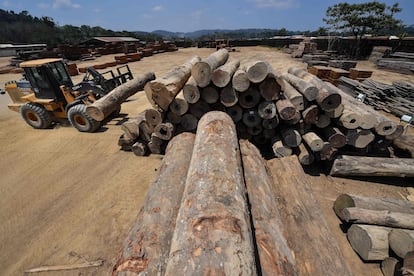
[324,1,404,57]
[0,9,161,46]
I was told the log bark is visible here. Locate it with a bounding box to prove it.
[183,76,200,104]
[121,113,145,140]
[240,140,297,276]
[330,155,414,177]
[280,78,304,111]
[267,156,353,275]
[322,127,346,148]
[169,90,189,116]
[232,68,250,92]
[87,72,155,121]
[112,133,196,275]
[342,207,414,230]
[165,111,257,275]
[276,99,297,121]
[220,84,239,107]
[145,57,200,111]
[258,101,277,120]
[389,229,414,258]
[211,59,240,87]
[191,49,229,87]
[381,257,403,276]
[302,132,324,152]
[243,60,269,83]
[347,224,390,261]
[333,194,414,219]
[226,104,243,123]
[238,87,261,109]
[282,73,318,101]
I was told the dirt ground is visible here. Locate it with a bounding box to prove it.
[0,47,412,275]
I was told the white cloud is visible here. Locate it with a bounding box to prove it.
[152,5,163,12]
[52,0,81,9]
[250,0,297,9]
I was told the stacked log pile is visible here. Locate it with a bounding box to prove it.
[376,51,414,75]
[338,77,414,118]
[113,111,356,275]
[333,194,414,276]
[118,49,409,170]
[291,41,317,58]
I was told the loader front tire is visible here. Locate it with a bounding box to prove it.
[68,104,100,133]
[20,102,53,129]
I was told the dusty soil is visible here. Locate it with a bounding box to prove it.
[0,47,412,275]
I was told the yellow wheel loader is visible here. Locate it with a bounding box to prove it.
[4,58,133,132]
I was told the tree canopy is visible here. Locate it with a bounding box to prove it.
[323,1,403,37]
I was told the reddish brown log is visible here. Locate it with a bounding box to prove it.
[240,140,297,276]
[165,111,257,275]
[112,133,196,275]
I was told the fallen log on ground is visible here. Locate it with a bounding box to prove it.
[347,224,391,261]
[267,155,352,275]
[330,155,414,177]
[240,140,297,276]
[389,229,414,258]
[165,111,257,275]
[112,133,196,275]
[86,72,155,121]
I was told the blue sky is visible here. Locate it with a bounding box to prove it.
[1,0,413,32]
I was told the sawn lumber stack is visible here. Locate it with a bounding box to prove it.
[118,49,409,171]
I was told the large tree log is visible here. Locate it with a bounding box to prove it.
[281,73,318,101]
[272,138,293,158]
[154,122,174,141]
[342,207,414,230]
[297,142,314,165]
[240,140,297,276]
[347,224,390,261]
[381,257,403,276]
[112,133,196,275]
[276,99,297,121]
[189,100,211,119]
[389,229,414,258]
[262,116,279,130]
[220,84,239,107]
[330,155,414,177]
[145,57,200,111]
[302,131,324,152]
[183,76,200,104]
[267,156,353,275]
[333,194,414,219]
[131,141,148,156]
[243,60,269,83]
[232,68,250,92]
[200,85,219,104]
[322,127,346,148]
[87,72,155,121]
[211,59,240,87]
[259,70,281,101]
[180,114,198,131]
[346,129,375,148]
[165,111,257,275]
[258,101,277,120]
[393,135,414,158]
[301,104,319,124]
[403,251,414,275]
[243,109,262,127]
[191,49,229,87]
[226,104,243,123]
[281,128,302,148]
[280,78,304,111]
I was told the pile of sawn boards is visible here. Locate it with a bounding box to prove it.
[118,48,408,165]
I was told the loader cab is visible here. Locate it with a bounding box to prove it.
[20,58,74,104]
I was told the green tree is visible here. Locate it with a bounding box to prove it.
[323,1,403,57]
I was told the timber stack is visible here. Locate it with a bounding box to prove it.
[333,193,414,276]
[113,111,356,275]
[118,48,410,174]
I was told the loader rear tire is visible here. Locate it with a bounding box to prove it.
[68,104,100,133]
[20,102,53,129]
